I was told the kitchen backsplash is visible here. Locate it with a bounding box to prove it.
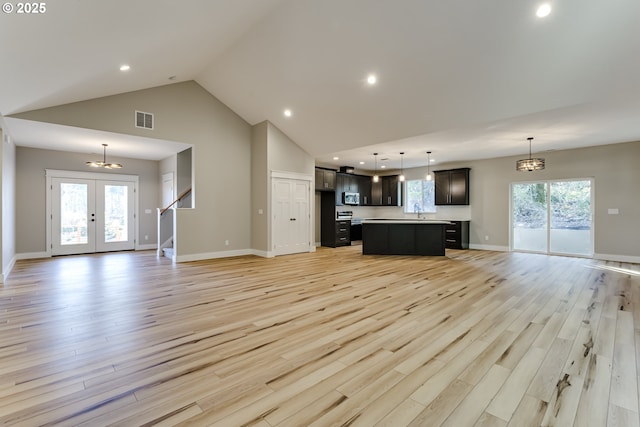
[340,205,471,221]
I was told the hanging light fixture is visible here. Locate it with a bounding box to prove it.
[399,152,405,182]
[426,151,432,181]
[516,137,545,171]
[86,144,123,169]
[372,153,379,183]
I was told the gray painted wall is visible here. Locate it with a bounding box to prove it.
[15,146,160,253]
[251,121,315,254]
[12,81,253,259]
[465,140,640,259]
[267,122,315,174]
[251,122,268,252]
[338,140,640,260]
[8,79,636,262]
[1,129,16,280]
[265,122,315,252]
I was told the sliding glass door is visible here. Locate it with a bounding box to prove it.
[511,179,593,256]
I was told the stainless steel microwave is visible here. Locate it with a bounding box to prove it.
[342,192,360,205]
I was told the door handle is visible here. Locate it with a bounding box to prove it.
[290,218,296,221]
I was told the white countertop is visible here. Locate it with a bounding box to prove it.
[362,219,452,225]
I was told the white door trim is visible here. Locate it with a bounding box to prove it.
[269,170,314,257]
[271,170,313,181]
[45,169,140,257]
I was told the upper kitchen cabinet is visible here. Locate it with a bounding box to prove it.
[371,175,402,206]
[315,168,336,191]
[435,168,470,205]
[339,173,359,193]
[382,175,402,206]
[358,175,372,206]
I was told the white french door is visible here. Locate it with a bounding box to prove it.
[51,177,135,255]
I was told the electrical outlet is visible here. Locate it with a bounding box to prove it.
[145,235,149,240]
[225,240,229,246]
[485,235,489,241]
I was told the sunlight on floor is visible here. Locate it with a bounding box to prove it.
[587,264,640,277]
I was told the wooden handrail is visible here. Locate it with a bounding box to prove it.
[160,187,192,215]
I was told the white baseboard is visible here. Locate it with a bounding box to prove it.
[175,246,319,262]
[176,249,255,263]
[136,244,157,251]
[15,251,50,260]
[469,244,510,252]
[251,249,274,258]
[594,253,640,264]
[1,255,17,283]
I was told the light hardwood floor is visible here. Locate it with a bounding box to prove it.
[1,247,639,426]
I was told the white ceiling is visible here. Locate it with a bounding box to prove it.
[1,0,640,170]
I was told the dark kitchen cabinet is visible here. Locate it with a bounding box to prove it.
[315,168,336,191]
[444,220,469,249]
[330,171,401,207]
[435,168,470,205]
[335,172,359,205]
[358,175,372,206]
[371,179,382,206]
[382,175,402,206]
[350,222,362,241]
[370,175,402,206]
[362,222,446,256]
[320,192,351,247]
[334,220,351,246]
[336,173,359,193]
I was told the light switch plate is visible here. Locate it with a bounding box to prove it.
[607,208,619,215]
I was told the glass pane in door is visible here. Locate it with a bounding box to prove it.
[60,183,89,245]
[104,184,128,243]
[550,180,592,255]
[512,182,548,252]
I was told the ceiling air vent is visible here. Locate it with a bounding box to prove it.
[135,111,154,130]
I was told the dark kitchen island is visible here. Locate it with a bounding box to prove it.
[362,220,452,256]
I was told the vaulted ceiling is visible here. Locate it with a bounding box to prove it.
[2,0,640,170]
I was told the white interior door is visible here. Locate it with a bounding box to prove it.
[272,178,311,255]
[162,172,174,208]
[52,178,135,255]
[290,180,311,253]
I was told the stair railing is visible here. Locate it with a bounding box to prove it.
[157,187,192,257]
[160,187,192,215]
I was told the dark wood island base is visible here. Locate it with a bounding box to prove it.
[362,220,452,256]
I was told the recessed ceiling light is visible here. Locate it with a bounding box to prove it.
[119,65,130,71]
[381,165,386,169]
[536,3,551,17]
[333,156,339,160]
[359,161,365,165]
[367,74,377,85]
[284,109,292,117]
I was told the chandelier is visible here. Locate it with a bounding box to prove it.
[516,137,545,171]
[86,144,123,169]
